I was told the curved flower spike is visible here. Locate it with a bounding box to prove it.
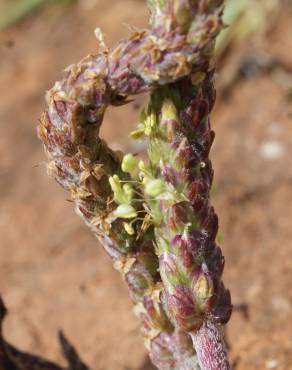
[38,0,231,369]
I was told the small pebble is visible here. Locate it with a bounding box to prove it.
[271,295,290,313]
[259,140,285,160]
[266,359,279,369]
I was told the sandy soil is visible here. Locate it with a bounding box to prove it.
[0,1,292,369]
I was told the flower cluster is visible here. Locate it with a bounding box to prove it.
[38,1,232,369]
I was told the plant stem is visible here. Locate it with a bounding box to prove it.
[191,320,230,370]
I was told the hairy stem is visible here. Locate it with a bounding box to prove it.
[191,320,230,370]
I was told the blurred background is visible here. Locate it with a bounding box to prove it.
[0,0,292,369]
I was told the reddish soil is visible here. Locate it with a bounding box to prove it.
[0,1,292,369]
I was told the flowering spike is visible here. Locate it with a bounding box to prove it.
[38,0,231,369]
[142,78,232,368]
